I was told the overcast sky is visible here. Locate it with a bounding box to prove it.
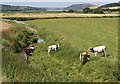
[1,0,119,7]
[1,0,119,2]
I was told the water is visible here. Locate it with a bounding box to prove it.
[37,38,45,43]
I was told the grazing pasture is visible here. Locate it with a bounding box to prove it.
[2,18,118,82]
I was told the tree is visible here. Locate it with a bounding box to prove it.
[68,9,75,13]
[82,7,92,13]
[93,8,104,14]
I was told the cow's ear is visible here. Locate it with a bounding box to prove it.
[90,47,93,50]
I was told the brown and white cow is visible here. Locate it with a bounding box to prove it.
[48,44,60,55]
[80,52,90,65]
[24,44,35,60]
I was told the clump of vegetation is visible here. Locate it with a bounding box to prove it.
[68,9,75,13]
[2,4,47,12]
[83,7,104,14]
[2,21,38,52]
[93,8,104,14]
[3,17,38,21]
[82,7,93,13]
[1,39,10,47]
[13,29,37,52]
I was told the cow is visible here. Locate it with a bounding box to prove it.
[48,44,60,55]
[88,45,106,57]
[26,45,35,56]
[24,44,35,61]
[80,52,90,65]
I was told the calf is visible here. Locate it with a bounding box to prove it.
[48,44,60,55]
[88,45,106,57]
[80,52,90,65]
[24,44,35,60]
[26,44,35,56]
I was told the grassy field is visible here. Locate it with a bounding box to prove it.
[2,18,118,82]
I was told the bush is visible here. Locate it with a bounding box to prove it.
[82,7,93,13]
[12,25,38,52]
[93,8,104,14]
[68,9,75,13]
[82,7,104,14]
[1,39,10,47]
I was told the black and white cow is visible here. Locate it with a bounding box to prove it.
[88,45,106,57]
[48,44,60,55]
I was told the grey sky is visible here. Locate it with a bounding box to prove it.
[1,0,119,7]
[1,0,119,2]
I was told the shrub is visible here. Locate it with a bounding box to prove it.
[68,9,75,13]
[93,8,104,14]
[1,39,10,47]
[82,7,104,14]
[12,24,38,52]
[82,7,93,13]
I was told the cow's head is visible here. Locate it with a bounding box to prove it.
[56,44,60,49]
[29,47,35,56]
[80,55,90,65]
[88,47,94,53]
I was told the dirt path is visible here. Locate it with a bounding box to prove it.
[0,21,11,31]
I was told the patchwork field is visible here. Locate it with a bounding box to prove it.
[2,18,118,82]
[1,13,119,18]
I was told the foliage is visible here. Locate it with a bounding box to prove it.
[82,7,93,13]
[3,17,38,21]
[83,7,104,14]
[1,39,10,47]
[93,8,104,14]
[1,4,47,12]
[68,9,75,13]
[103,8,120,13]
[13,28,37,52]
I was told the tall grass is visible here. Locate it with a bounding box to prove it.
[24,18,118,82]
[2,18,118,82]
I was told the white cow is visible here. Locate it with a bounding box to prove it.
[88,45,106,57]
[48,44,60,55]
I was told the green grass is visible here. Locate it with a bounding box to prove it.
[25,18,118,58]
[2,18,118,82]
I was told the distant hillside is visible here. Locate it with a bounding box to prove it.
[64,4,97,10]
[99,2,120,8]
[1,4,47,12]
[45,7,64,11]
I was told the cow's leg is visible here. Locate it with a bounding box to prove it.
[94,52,97,56]
[87,56,90,60]
[103,50,106,57]
[27,56,29,61]
[55,48,56,51]
[79,54,82,60]
[48,49,50,55]
[24,53,28,61]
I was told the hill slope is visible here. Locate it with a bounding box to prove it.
[0,4,47,12]
[99,2,120,8]
[64,4,97,10]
